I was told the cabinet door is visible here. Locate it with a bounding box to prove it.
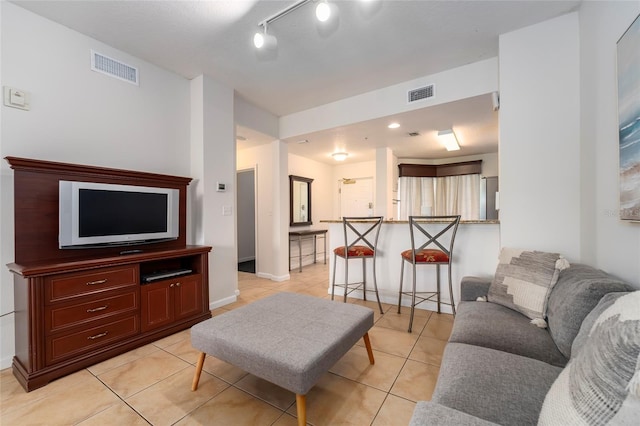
[141,281,173,332]
[174,275,203,320]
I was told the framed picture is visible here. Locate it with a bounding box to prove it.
[617,14,640,221]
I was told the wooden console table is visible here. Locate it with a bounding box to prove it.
[289,230,327,272]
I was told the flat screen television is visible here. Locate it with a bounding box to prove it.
[59,180,179,249]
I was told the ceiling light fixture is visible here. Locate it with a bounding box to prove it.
[332,152,349,161]
[253,23,277,49]
[437,129,461,151]
[388,122,400,129]
[315,1,332,22]
[254,0,338,49]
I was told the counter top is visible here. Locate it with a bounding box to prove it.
[320,219,499,225]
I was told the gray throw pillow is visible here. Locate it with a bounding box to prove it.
[537,291,640,425]
[488,248,569,325]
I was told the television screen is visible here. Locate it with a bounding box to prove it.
[59,181,179,248]
[79,189,169,237]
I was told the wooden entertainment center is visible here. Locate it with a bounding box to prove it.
[5,157,212,391]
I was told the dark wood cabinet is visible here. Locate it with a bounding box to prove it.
[9,246,211,392]
[141,274,203,332]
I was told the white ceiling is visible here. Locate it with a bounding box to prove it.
[13,0,581,163]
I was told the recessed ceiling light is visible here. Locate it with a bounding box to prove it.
[388,123,400,129]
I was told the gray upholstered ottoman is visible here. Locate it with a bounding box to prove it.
[190,292,375,425]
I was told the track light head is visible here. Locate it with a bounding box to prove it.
[316,1,332,22]
[253,24,277,49]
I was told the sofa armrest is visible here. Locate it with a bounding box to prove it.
[460,276,492,301]
[410,401,499,426]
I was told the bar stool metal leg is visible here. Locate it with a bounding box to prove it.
[397,259,405,314]
[372,253,384,314]
[362,258,367,301]
[331,253,338,300]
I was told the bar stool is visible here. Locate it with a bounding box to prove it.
[331,216,384,314]
[397,215,460,332]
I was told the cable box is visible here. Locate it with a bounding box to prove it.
[142,268,193,283]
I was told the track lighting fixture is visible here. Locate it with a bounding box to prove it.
[253,24,277,49]
[253,0,339,50]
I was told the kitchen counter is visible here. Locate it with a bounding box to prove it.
[322,219,500,313]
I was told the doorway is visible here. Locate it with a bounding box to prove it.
[237,168,256,273]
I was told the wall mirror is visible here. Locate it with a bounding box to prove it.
[289,175,313,227]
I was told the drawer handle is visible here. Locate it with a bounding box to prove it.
[170,282,181,288]
[86,305,109,313]
[87,331,108,340]
[86,279,108,286]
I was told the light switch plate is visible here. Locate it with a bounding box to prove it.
[3,87,30,111]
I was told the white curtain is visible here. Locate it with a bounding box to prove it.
[398,174,480,220]
[398,177,435,220]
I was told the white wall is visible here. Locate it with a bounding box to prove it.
[0,2,191,368]
[580,1,640,286]
[288,153,334,230]
[287,154,333,269]
[280,58,499,139]
[190,75,238,309]
[499,13,582,261]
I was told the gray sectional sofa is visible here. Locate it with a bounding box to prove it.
[410,263,635,425]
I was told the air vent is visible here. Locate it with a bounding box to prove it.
[408,84,434,103]
[408,132,420,137]
[90,50,139,86]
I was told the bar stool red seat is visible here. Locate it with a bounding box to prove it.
[397,215,461,332]
[331,216,384,314]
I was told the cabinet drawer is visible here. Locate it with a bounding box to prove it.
[46,266,138,304]
[46,291,139,333]
[46,315,139,365]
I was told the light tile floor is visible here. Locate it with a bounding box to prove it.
[0,263,453,425]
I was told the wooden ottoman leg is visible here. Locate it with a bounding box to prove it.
[192,352,206,391]
[363,332,375,365]
[296,394,306,426]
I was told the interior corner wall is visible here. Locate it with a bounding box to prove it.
[0,2,190,369]
[579,1,640,287]
[498,12,582,261]
[238,144,277,278]
[190,75,237,307]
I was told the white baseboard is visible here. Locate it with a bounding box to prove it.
[209,294,238,310]
[256,272,290,282]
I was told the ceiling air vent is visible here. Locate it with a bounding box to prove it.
[408,132,420,137]
[408,84,434,103]
[90,50,139,86]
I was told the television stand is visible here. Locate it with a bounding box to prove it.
[8,246,211,392]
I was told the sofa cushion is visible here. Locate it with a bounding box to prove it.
[449,301,568,367]
[488,248,568,323]
[433,343,562,426]
[538,291,640,425]
[546,263,633,359]
[409,401,498,426]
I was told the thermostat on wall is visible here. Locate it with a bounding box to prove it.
[216,182,226,192]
